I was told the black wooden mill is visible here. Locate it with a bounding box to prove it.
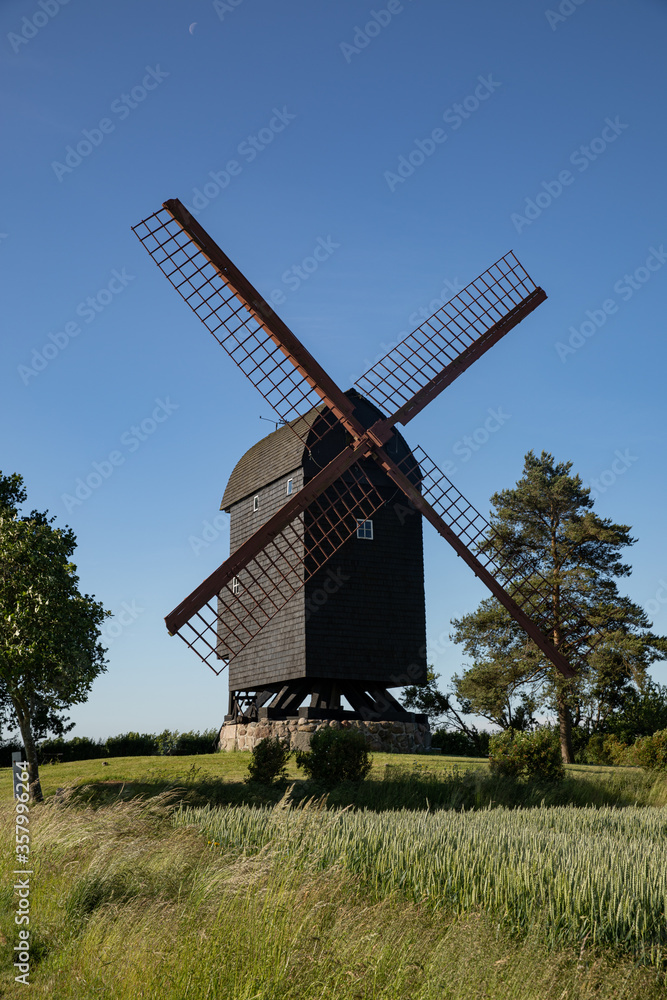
[133,200,598,726]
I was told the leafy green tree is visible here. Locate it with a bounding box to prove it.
[0,472,109,800]
[401,667,489,754]
[450,451,667,764]
[604,680,667,743]
[401,667,450,724]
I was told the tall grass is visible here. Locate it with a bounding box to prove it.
[0,793,664,999]
[176,794,667,967]
[321,762,667,811]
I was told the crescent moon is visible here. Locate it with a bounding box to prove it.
[189,22,197,34]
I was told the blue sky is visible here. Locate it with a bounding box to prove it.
[2,0,666,740]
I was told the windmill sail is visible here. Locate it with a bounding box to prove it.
[132,200,361,449]
[387,445,602,673]
[166,458,385,673]
[356,252,546,427]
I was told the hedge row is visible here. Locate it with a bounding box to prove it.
[0,729,219,767]
[585,729,667,769]
[430,729,490,757]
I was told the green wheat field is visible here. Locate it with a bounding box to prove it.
[1,753,666,999]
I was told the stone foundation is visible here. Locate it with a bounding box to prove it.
[218,717,431,753]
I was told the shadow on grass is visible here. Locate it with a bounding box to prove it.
[66,777,286,809]
[65,762,667,812]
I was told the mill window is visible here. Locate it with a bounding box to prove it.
[231,577,240,595]
[356,519,373,540]
[253,495,259,512]
[286,478,293,495]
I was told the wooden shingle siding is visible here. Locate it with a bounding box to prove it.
[219,390,427,696]
[221,411,320,510]
[305,489,426,686]
[225,468,307,691]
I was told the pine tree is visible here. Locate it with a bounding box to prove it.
[450,451,667,763]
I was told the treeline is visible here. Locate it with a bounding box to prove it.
[0,729,218,767]
[430,724,667,772]
[430,730,490,757]
[586,729,667,769]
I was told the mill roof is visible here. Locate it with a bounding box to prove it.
[220,408,322,510]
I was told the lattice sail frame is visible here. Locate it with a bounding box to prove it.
[175,462,386,674]
[356,252,539,419]
[396,447,602,663]
[133,206,337,450]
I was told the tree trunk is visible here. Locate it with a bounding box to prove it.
[13,697,43,802]
[556,688,574,764]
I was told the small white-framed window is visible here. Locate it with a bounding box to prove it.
[252,494,259,512]
[231,577,240,595]
[356,519,373,540]
[286,478,293,496]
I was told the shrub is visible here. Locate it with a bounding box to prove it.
[570,725,592,763]
[0,737,26,768]
[39,736,107,763]
[105,732,158,757]
[431,729,490,757]
[583,733,613,765]
[633,728,667,771]
[605,681,667,744]
[601,734,635,767]
[520,728,565,782]
[488,730,525,778]
[4,729,217,765]
[155,729,179,756]
[245,737,291,786]
[295,727,372,788]
[174,729,218,755]
[489,728,564,782]
[149,729,218,756]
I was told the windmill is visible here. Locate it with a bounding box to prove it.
[132,199,599,728]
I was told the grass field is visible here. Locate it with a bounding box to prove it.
[1,753,666,998]
[2,751,664,810]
